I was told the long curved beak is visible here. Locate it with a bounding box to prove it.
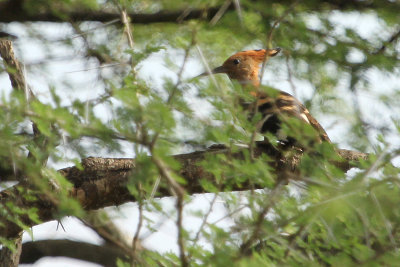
[195,65,227,78]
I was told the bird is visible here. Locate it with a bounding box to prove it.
[197,48,331,147]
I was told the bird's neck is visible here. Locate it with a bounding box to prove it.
[238,66,261,93]
[239,78,261,96]
[232,65,260,86]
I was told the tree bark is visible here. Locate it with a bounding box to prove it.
[0,144,368,239]
[19,239,127,266]
[0,39,31,267]
[0,232,22,267]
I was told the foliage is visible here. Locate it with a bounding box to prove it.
[0,0,400,266]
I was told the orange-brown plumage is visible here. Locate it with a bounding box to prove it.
[199,49,280,86]
[198,48,330,144]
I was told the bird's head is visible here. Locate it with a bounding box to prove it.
[198,48,281,86]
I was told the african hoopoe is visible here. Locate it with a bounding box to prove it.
[197,48,331,146]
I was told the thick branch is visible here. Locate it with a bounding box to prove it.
[0,1,232,24]
[0,232,23,267]
[0,0,397,24]
[0,40,27,92]
[0,39,31,267]
[19,239,127,266]
[0,145,368,239]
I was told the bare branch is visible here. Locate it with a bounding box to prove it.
[209,0,232,26]
[0,39,37,267]
[176,194,189,267]
[0,144,369,239]
[131,186,144,263]
[239,181,285,255]
[19,239,128,266]
[79,211,134,256]
[0,40,30,95]
[0,0,396,24]
[0,1,234,24]
[373,27,400,55]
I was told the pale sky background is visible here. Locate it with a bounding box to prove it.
[0,11,399,266]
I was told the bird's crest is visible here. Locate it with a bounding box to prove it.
[226,48,281,64]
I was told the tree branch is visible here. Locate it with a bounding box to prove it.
[0,232,23,267]
[0,38,34,267]
[0,39,28,93]
[0,144,368,239]
[0,0,397,24]
[19,239,128,266]
[0,1,233,24]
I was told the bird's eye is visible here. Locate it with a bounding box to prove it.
[233,59,240,65]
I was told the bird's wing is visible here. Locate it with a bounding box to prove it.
[300,105,331,143]
[249,90,331,143]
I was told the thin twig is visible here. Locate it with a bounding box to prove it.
[151,154,189,266]
[196,45,224,92]
[150,176,161,199]
[239,181,285,255]
[348,201,372,248]
[348,67,372,146]
[249,112,273,160]
[176,194,189,267]
[65,62,129,73]
[282,211,319,260]
[248,1,301,160]
[139,209,171,241]
[177,7,193,23]
[370,192,396,247]
[232,0,243,25]
[118,6,137,76]
[150,150,188,266]
[285,53,298,98]
[209,0,232,26]
[211,204,247,225]
[359,146,389,182]
[70,22,114,67]
[151,155,184,201]
[259,0,301,83]
[67,19,120,41]
[373,27,400,55]
[149,31,196,148]
[132,185,144,262]
[167,32,196,104]
[248,94,262,160]
[192,194,219,246]
[79,217,133,256]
